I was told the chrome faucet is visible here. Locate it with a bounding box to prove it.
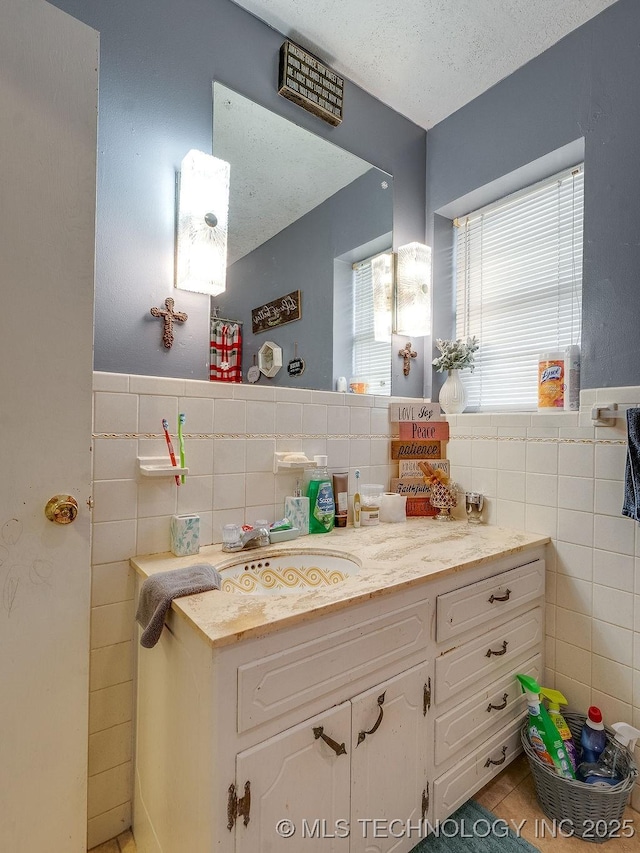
[222,526,270,552]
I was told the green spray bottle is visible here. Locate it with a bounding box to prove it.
[516,674,576,779]
[540,686,579,772]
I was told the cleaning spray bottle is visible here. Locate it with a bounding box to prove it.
[517,674,576,779]
[540,686,579,771]
[577,723,640,786]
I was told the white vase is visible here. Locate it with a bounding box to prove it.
[439,369,466,414]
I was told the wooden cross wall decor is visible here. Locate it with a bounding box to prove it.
[150,297,188,349]
[398,341,417,376]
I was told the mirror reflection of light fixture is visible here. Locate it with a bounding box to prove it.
[372,251,393,343]
[176,149,230,296]
[394,242,431,337]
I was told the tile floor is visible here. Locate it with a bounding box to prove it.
[90,829,135,852]
[89,756,640,852]
[476,754,640,852]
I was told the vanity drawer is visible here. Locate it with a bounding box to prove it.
[237,598,430,733]
[434,606,543,705]
[434,652,541,767]
[431,713,524,822]
[436,558,545,643]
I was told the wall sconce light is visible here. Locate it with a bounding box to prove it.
[175,149,230,296]
[372,251,393,343]
[394,242,431,337]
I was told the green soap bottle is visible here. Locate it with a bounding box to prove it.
[307,455,335,534]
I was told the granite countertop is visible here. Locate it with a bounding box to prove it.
[131,520,548,649]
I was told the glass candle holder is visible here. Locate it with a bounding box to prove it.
[430,481,457,521]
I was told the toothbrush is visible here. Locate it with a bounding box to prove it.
[353,469,361,528]
[162,418,180,486]
[178,413,186,484]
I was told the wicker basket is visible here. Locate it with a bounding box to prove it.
[521,711,638,843]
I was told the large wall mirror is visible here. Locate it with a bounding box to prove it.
[212,82,398,394]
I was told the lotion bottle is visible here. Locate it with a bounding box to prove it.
[332,471,349,528]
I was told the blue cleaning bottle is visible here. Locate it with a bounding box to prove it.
[580,706,607,764]
[578,723,640,786]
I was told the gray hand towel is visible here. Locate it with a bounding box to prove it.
[622,408,640,522]
[136,563,221,648]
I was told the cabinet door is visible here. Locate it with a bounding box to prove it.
[236,702,351,852]
[350,662,431,853]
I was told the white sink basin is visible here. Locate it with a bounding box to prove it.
[218,551,360,595]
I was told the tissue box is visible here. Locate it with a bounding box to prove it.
[170,514,200,556]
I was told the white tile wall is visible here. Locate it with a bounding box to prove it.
[447,388,640,810]
[88,372,398,846]
[89,375,640,841]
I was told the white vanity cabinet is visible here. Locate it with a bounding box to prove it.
[133,543,546,853]
[236,662,431,853]
[430,555,546,820]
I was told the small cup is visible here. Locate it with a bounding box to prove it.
[170,514,200,556]
[465,492,484,524]
[223,523,241,547]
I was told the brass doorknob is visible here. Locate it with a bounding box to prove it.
[45,495,79,524]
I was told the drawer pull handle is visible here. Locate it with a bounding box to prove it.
[313,726,347,756]
[488,588,511,603]
[357,692,386,746]
[485,640,508,658]
[423,679,431,716]
[484,745,507,768]
[487,692,509,712]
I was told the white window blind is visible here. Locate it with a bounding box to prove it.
[352,251,392,395]
[455,165,584,411]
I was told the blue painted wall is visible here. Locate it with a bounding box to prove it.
[427,0,640,391]
[220,169,393,391]
[48,0,426,380]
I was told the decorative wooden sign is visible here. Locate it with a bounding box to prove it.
[251,290,301,334]
[399,459,450,479]
[287,357,305,377]
[391,478,433,496]
[389,403,442,423]
[278,41,344,126]
[406,497,438,517]
[391,440,442,460]
[398,421,450,441]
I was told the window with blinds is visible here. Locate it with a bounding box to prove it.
[352,251,392,395]
[455,165,584,411]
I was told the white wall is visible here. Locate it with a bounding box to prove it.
[445,388,640,808]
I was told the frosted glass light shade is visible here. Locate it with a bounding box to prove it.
[176,149,230,296]
[395,242,431,337]
[372,251,393,343]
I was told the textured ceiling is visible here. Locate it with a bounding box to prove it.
[231,0,619,129]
